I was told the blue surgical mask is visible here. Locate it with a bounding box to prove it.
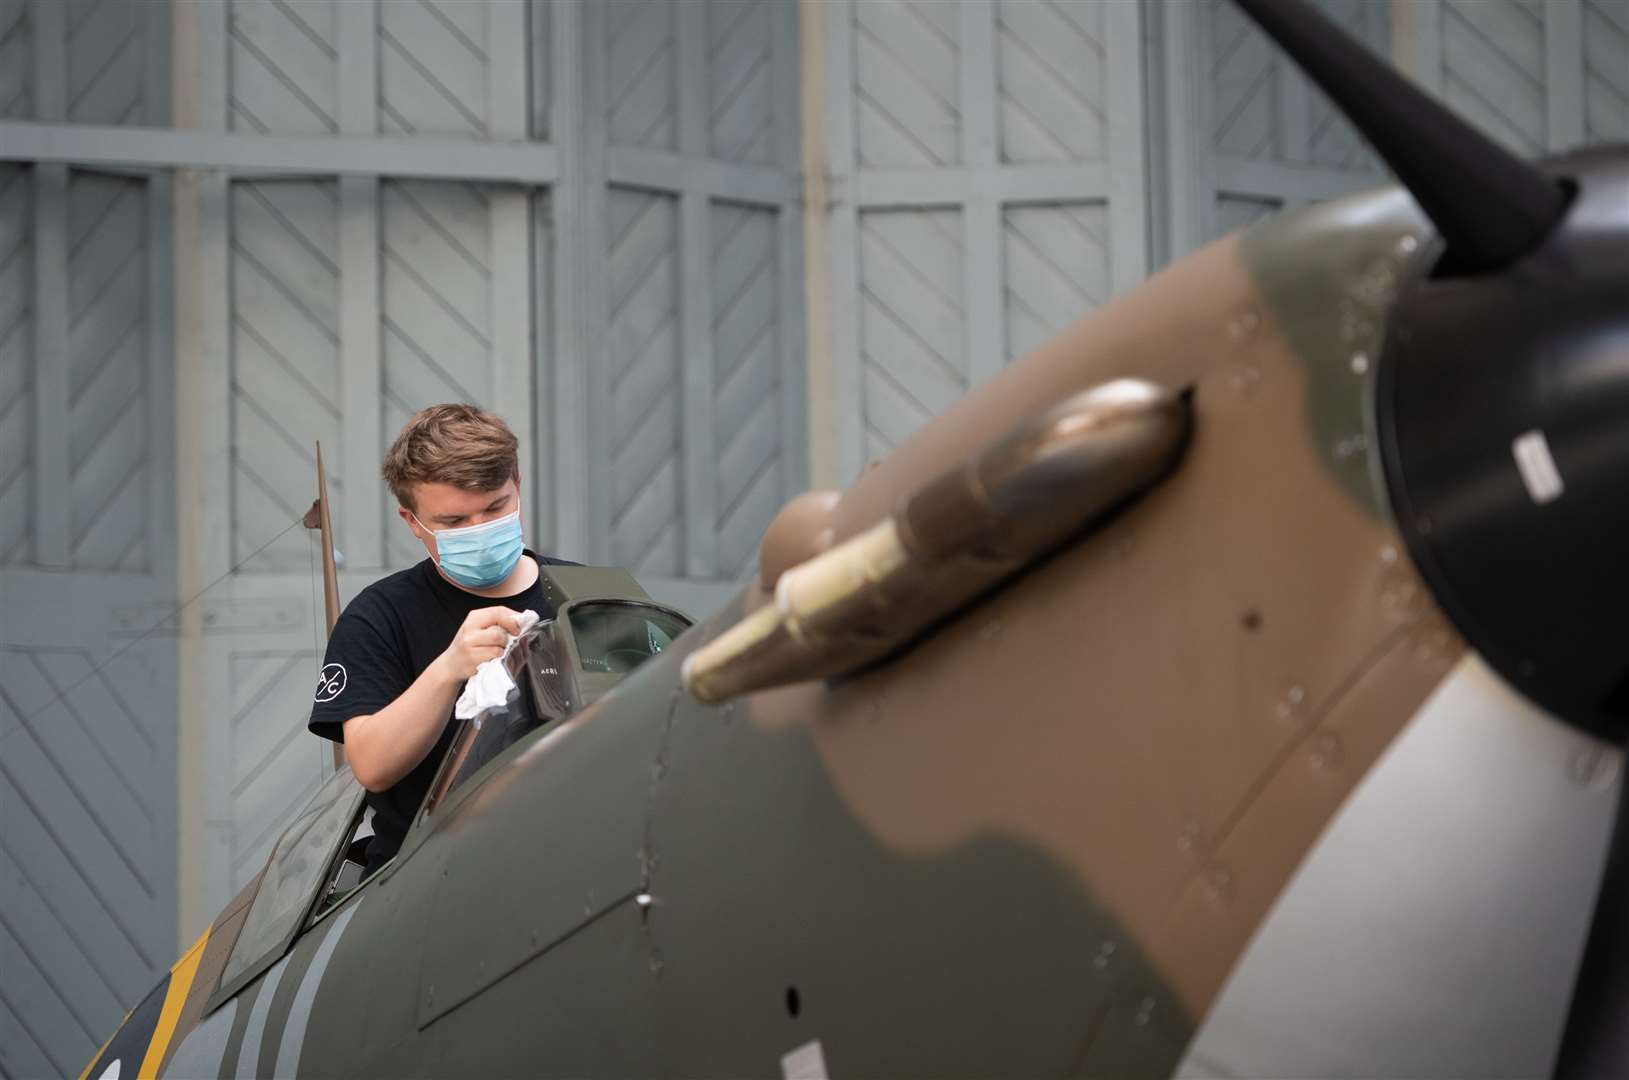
[414,510,525,589]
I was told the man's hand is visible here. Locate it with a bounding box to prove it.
[436,607,525,682]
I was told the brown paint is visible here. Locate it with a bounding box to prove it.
[758,489,841,590]
[742,231,1464,1020]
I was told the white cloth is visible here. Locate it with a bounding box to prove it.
[453,609,541,721]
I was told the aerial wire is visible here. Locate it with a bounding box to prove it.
[18,515,307,724]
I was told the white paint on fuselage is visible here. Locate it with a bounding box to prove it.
[1178,656,1619,1079]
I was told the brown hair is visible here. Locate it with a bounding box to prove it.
[382,404,519,510]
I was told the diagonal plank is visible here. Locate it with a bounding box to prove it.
[0,0,31,121]
[67,0,142,126]
[997,0,1106,165]
[607,0,676,149]
[230,0,338,135]
[853,0,961,168]
[710,0,773,164]
[1003,203,1109,361]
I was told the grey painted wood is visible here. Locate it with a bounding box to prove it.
[1399,0,1613,157]
[1583,0,1629,142]
[827,0,1147,473]
[1161,0,1389,253]
[380,0,488,137]
[1550,0,1586,150]
[230,0,338,136]
[30,163,68,569]
[548,0,597,561]
[339,0,383,570]
[712,201,783,578]
[67,171,151,571]
[0,160,32,568]
[30,1,66,568]
[679,8,718,579]
[0,2,180,1045]
[0,0,31,121]
[1162,0,1215,257]
[605,144,794,204]
[582,0,615,563]
[489,0,535,535]
[1104,0,1148,291]
[1404,0,1446,95]
[0,120,565,182]
[8,5,813,1066]
[607,185,682,575]
[606,0,677,151]
[826,0,864,484]
[960,0,1002,389]
[144,0,177,586]
[772,0,807,500]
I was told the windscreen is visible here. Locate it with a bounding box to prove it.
[218,766,361,992]
[567,602,689,674]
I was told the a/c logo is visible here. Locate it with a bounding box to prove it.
[314,663,347,703]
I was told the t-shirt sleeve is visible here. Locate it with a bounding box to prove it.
[308,606,413,742]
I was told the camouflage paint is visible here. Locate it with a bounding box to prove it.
[82,188,1465,1080]
[1237,187,1431,516]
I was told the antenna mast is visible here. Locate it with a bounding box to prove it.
[305,442,345,769]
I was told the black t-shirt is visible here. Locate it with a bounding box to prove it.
[308,550,572,868]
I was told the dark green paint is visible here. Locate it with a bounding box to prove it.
[214,974,260,1080]
[643,685,1191,1077]
[170,580,1188,1076]
[539,564,651,607]
[1239,186,1430,517]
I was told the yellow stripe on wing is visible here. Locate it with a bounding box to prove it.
[136,929,210,1079]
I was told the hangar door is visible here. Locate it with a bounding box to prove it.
[169,0,805,933]
[820,0,1149,484]
[0,1,804,1074]
[0,3,181,1076]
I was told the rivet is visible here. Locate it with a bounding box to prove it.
[1226,311,1260,341]
[1276,684,1307,723]
[1309,732,1343,771]
[1350,352,1370,375]
[1229,365,1262,395]
[1398,235,1419,254]
[1570,745,1620,791]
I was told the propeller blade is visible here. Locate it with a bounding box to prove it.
[1233,0,1568,275]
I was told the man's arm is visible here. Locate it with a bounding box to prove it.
[342,606,523,792]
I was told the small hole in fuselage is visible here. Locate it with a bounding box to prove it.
[785,986,801,1018]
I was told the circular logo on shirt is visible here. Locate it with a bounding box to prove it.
[314,663,348,703]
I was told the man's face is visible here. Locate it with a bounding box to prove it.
[400,476,522,561]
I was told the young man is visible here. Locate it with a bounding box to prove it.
[309,404,573,871]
